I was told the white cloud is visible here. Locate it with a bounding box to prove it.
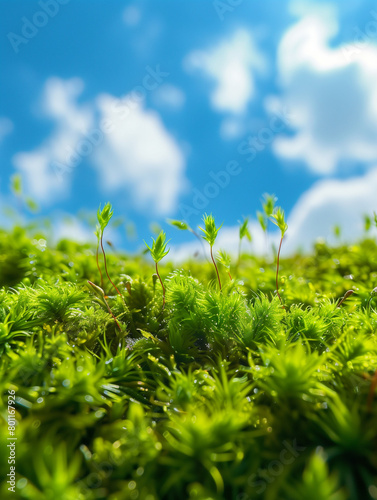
[270,9,377,174]
[92,94,186,215]
[283,167,377,253]
[0,117,14,143]
[185,29,266,114]
[13,77,94,203]
[152,84,185,110]
[12,78,187,215]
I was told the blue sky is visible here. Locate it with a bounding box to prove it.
[1,0,377,256]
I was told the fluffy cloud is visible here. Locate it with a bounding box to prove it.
[13,77,94,203]
[92,94,186,215]
[12,78,186,215]
[185,29,265,114]
[283,166,377,252]
[270,8,377,174]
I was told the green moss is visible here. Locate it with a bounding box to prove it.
[0,226,376,500]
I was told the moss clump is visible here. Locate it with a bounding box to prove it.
[0,225,376,500]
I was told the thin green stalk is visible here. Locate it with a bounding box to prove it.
[155,261,166,309]
[210,246,222,291]
[275,236,284,308]
[100,233,125,304]
[144,230,169,310]
[96,243,104,290]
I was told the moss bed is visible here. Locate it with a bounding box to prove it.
[0,226,377,500]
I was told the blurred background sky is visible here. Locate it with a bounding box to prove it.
[1,0,377,258]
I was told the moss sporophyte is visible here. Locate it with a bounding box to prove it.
[270,207,288,308]
[199,213,223,291]
[257,193,276,253]
[144,230,170,309]
[95,202,124,303]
